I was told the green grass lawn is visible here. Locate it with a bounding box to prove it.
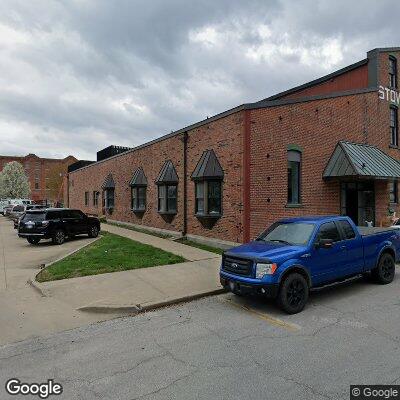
[175,238,224,255]
[36,232,186,282]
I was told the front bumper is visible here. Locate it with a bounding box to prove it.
[220,276,279,298]
[18,233,46,238]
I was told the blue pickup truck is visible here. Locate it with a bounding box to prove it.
[220,216,400,314]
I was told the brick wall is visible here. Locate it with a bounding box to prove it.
[69,48,400,244]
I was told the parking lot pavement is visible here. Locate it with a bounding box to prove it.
[0,216,98,292]
[1,274,399,400]
[0,216,123,345]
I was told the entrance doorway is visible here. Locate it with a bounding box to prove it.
[340,182,375,226]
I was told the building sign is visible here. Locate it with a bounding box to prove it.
[378,85,400,106]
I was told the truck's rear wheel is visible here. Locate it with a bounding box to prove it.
[277,273,309,314]
[371,253,395,284]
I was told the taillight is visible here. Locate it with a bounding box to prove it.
[42,220,50,227]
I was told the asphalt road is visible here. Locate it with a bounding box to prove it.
[1,275,400,400]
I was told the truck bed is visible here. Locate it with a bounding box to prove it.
[357,226,398,236]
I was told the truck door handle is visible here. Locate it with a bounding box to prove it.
[340,245,346,250]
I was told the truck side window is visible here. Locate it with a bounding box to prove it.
[316,222,341,243]
[337,220,356,240]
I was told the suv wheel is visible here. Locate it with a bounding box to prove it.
[27,237,40,245]
[277,273,309,314]
[52,230,65,245]
[371,253,395,284]
[88,225,99,238]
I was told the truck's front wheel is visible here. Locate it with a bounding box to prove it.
[277,273,309,314]
[371,253,395,284]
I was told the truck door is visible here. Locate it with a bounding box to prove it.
[336,219,364,275]
[309,222,347,284]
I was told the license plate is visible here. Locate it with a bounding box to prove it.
[26,224,34,229]
[229,281,235,291]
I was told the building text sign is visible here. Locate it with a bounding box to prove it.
[378,85,400,106]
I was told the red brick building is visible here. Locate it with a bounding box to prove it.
[0,153,77,204]
[68,47,400,246]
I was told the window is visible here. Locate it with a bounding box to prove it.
[389,181,398,203]
[93,191,99,207]
[130,168,147,212]
[34,179,40,190]
[191,149,224,217]
[390,106,398,146]
[316,222,341,243]
[337,220,356,240]
[156,161,178,214]
[131,186,146,211]
[195,181,222,216]
[287,150,301,204]
[84,191,89,206]
[195,182,205,214]
[104,189,115,209]
[389,56,398,89]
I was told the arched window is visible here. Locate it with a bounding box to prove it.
[389,56,398,89]
[287,150,301,204]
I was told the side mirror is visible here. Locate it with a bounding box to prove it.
[316,238,334,249]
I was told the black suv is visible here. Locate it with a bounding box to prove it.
[18,208,100,245]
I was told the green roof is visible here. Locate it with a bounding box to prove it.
[323,141,400,180]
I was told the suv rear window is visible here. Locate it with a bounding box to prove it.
[22,212,46,221]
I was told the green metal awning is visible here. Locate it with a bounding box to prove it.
[323,141,400,180]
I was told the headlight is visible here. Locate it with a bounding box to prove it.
[256,263,278,279]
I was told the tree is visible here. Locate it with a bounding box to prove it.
[0,161,31,199]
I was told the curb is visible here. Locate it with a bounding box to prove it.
[27,236,102,297]
[77,288,227,314]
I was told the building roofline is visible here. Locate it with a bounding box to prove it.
[70,87,378,175]
[260,59,368,102]
[69,104,245,174]
[245,87,377,110]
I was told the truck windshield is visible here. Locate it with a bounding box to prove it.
[258,222,315,245]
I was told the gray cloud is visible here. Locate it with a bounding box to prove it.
[0,0,399,159]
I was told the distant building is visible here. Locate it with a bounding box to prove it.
[0,153,77,204]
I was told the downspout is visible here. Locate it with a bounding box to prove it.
[243,109,251,243]
[182,131,188,236]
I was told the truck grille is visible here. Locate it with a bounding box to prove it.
[222,255,253,277]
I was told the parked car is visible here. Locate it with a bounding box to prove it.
[220,216,400,314]
[0,199,11,215]
[18,208,100,245]
[9,204,26,223]
[12,204,47,229]
[3,204,16,217]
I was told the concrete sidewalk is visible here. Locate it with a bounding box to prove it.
[102,223,217,261]
[35,223,224,313]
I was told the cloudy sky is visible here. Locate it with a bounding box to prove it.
[0,0,399,160]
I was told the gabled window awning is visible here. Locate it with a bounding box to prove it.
[191,149,224,180]
[323,141,400,180]
[101,174,115,189]
[130,167,147,186]
[156,160,178,184]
